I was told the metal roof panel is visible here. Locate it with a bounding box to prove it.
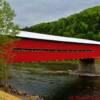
[16,31,100,45]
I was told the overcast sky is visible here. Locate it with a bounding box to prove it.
[7,0,100,27]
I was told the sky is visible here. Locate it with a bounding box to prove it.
[7,0,100,27]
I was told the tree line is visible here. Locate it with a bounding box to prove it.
[23,6,100,41]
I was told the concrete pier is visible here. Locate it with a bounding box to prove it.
[79,59,96,73]
[95,58,100,74]
[69,58,100,76]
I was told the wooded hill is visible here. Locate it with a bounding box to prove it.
[23,6,100,40]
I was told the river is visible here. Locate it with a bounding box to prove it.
[10,68,100,100]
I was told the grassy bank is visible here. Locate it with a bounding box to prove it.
[12,60,79,74]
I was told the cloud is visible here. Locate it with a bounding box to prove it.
[7,0,100,27]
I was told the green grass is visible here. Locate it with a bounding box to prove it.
[0,60,79,75]
[12,60,79,74]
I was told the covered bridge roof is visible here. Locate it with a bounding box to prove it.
[17,31,100,45]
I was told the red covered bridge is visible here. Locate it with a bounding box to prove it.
[3,31,100,73]
[10,31,100,63]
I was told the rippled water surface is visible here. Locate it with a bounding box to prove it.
[10,69,100,100]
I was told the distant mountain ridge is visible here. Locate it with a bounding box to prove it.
[23,6,100,40]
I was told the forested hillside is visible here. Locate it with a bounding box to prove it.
[23,6,100,40]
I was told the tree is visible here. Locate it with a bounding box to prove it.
[23,6,100,40]
[0,0,18,90]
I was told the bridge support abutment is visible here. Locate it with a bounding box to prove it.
[79,59,96,73]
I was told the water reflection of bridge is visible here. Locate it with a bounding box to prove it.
[5,31,100,74]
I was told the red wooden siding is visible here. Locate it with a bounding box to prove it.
[11,52,100,63]
[7,38,100,63]
[13,39,100,50]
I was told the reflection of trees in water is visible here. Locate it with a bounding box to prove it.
[48,76,100,100]
[78,76,95,95]
[79,76,100,96]
[47,77,80,100]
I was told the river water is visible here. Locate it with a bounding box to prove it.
[10,69,100,100]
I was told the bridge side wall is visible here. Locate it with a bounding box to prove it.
[2,38,100,63]
[10,38,100,62]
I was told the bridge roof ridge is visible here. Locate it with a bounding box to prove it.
[16,31,100,45]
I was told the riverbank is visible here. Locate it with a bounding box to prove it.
[13,61,78,75]
[0,90,43,100]
[0,91,20,100]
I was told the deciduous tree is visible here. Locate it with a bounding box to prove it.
[0,0,18,90]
